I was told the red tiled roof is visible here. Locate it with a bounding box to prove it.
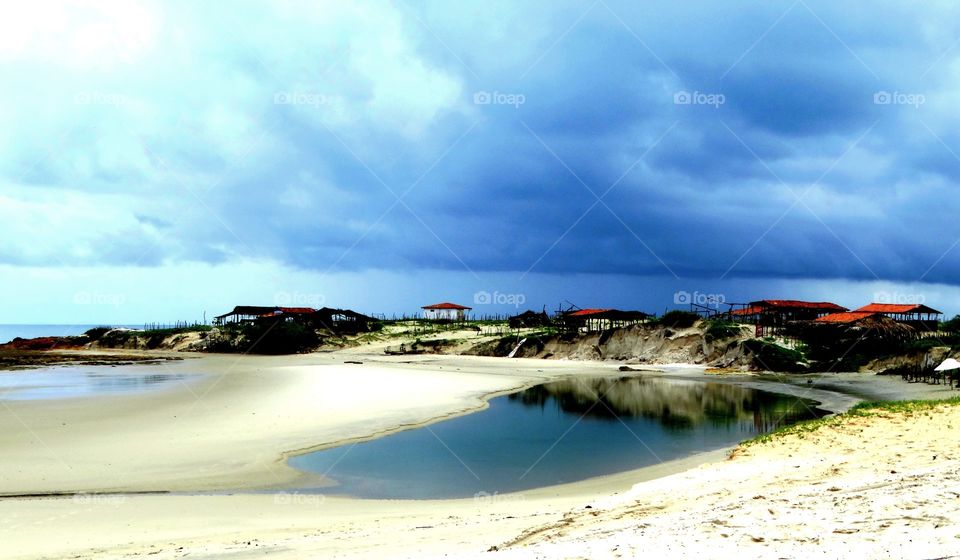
[752,300,848,311]
[854,303,942,315]
[567,308,613,317]
[731,305,763,316]
[258,307,316,317]
[422,302,472,310]
[814,311,880,324]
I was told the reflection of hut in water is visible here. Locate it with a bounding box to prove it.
[510,376,826,433]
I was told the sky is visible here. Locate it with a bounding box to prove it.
[3,0,960,323]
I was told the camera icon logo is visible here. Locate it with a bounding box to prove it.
[473,91,492,105]
[873,91,892,105]
[673,90,692,105]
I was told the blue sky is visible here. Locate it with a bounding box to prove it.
[3,0,960,323]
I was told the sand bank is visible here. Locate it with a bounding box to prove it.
[1,354,628,495]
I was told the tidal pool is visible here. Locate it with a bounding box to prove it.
[0,367,192,401]
[289,376,829,499]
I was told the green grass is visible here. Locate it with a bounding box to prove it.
[904,336,960,352]
[704,320,742,342]
[741,396,960,447]
[742,339,807,372]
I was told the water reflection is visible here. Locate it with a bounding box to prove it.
[289,376,828,499]
[510,376,827,432]
[0,369,190,401]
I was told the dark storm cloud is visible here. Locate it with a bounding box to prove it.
[6,0,960,289]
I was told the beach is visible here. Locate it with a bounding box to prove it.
[1,353,958,559]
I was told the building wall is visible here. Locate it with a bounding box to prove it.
[423,308,466,321]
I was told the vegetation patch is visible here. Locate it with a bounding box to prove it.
[741,397,960,447]
[654,310,701,329]
[83,326,113,341]
[704,320,743,342]
[742,339,807,372]
[97,325,212,349]
[209,322,319,354]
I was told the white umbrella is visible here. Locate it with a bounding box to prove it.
[934,358,960,371]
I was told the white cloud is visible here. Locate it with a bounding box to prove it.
[0,0,160,68]
[0,186,168,265]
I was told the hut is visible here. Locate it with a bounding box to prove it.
[813,311,883,325]
[213,306,284,325]
[852,303,942,332]
[794,311,917,364]
[421,302,471,322]
[509,310,552,329]
[731,300,848,337]
[255,307,317,324]
[309,307,376,334]
[560,309,649,333]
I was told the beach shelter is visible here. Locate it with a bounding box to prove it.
[934,358,960,372]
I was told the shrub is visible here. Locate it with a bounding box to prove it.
[743,339,807,372]
[99,330,134,347]
[656,310,700,329]
[942,315,960,333]
[235,321,320,354]
[704,320,742,342]
[84,326,113,341]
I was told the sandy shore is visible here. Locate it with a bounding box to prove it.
[0,353,618,494]
[494,402,960,559]
[1,353,958,559]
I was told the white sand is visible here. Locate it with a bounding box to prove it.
[0,353,624,494]
[1,353,959,559]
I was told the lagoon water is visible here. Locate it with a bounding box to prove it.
[290,376,828,499]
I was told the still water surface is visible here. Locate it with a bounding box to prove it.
[0,367,191,400]
[290,376,828,499]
